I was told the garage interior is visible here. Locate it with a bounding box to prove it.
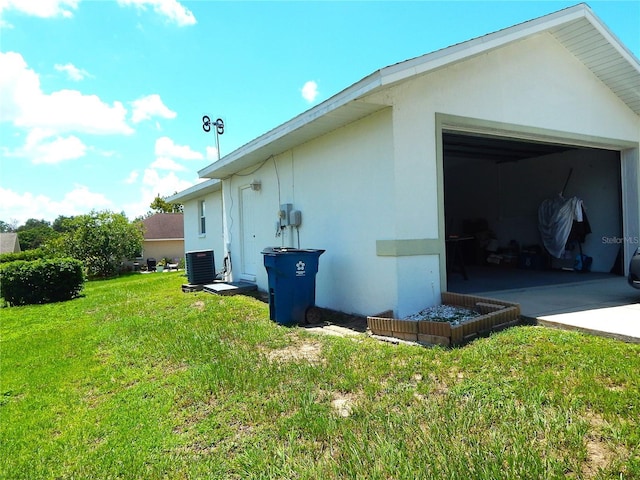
[443,131,625,294]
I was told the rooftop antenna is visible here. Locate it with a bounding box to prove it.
[202,115,224,160]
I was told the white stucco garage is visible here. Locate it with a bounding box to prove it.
[169,4,640,318]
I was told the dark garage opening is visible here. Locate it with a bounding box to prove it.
[443,131,624,294]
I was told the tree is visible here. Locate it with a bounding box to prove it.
[58,211,144,278]
[16,218,57,250]
[0,220,18,232]
[150,194,183,214]
[18,219,51,230]
[52,215,76,233]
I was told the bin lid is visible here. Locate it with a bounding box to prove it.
[262,247,325,255]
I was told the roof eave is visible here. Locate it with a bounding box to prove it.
[144,238,184,242]
[581,5,640,69]
[197,72,386,179]
[197,3,639,180]
[167,178,222,203]
[378,4,594,86]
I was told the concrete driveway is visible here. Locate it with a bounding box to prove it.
[476,277,640,343]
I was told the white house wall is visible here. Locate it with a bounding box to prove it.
[143,240,185,265]
[379,30,640,191]
[183,189,225,271]
[396,33,639,140]
[225,108,396,316]
[370,31,639,315]
[201,29,639,318]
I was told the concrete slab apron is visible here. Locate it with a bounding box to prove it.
[478,278,640,343]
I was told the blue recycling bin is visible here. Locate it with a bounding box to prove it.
[262,247,325,326]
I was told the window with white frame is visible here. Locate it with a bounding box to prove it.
[199,200,206,235]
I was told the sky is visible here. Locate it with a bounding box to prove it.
[1,0,638,225]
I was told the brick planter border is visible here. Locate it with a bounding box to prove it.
[367,292,521,346]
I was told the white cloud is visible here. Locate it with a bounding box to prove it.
[2,128,88,165]
[206,146,219,161]
[25,129,87,164]
[117,0,196,26]
[0,0,79,19]
[0,52,133,136]
[131,94,176,124]
[123,167,193,219]
[124,137,202,217]
[120,137,203,218]
[301,80,319,103]
[124,170,139,184]
[54,62,92,81]
[154,136,202,160]
[0,184,112,225]
[0,52,39,123]
[63,184,113,210]
[97,149,117,158]
[150,157,186,171]
[0,0,195,27]
[0,188,53,225]
[21,89,133,135]
[142,168,193,196]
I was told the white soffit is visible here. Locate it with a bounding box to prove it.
[377,4,640,112]
[549,12,640,115]
[199,3,639,180]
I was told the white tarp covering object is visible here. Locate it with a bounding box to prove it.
[538,196,585,258]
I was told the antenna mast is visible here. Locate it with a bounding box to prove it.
[202,116,224,160]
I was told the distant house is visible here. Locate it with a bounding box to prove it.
[140,213,184,264]
[0,233,21,254]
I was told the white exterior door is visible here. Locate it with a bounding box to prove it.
[240,185,258,281]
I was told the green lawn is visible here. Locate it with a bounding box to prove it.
[1,273,638,479]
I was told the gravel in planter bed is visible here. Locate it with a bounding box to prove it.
[403,305,481,325]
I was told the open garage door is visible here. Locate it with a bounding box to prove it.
[442,131,625,293]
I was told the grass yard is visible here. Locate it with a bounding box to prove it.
[1,272,639,479]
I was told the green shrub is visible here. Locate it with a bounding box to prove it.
[0,258,85,306]
[0,248,46,264]
[57,211,144,279]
